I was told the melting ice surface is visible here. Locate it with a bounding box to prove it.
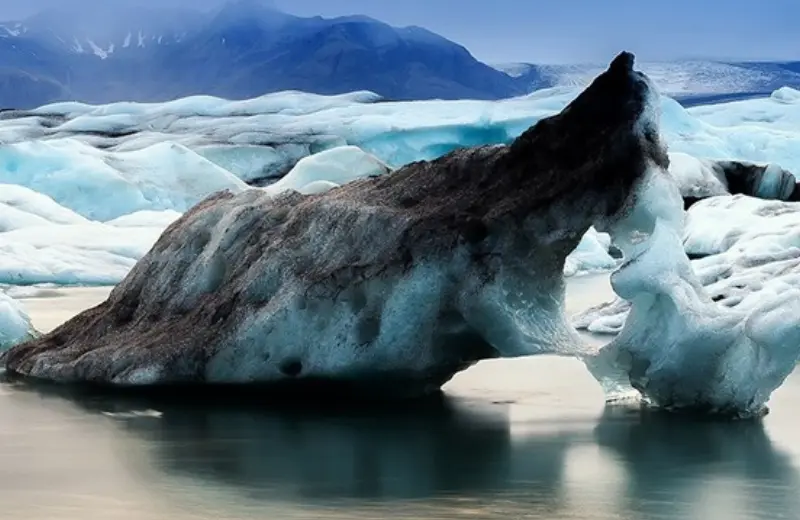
[587,166,800,416]
[1,82,799,416]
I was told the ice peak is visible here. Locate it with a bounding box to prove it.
[609,51,636,73]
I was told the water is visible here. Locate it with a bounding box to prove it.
[2,279,800,519]
[2,356,800,520]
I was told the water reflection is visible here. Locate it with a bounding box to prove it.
[16,385,576,501]
[4,377,800,519]
[595,406,800,519]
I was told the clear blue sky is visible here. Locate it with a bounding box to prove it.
[2,0,798,64]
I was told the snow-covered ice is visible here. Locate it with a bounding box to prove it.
[0,85,796,290]
[0,85,797,173]
[0,139,248,221]
[265,146,391,195]
[0,185,179,285]
[576,195,800,336]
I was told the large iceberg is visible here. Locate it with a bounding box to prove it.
[1,52,664,393]
[1,54,800,417]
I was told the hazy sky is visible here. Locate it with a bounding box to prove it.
[1,0,798,64]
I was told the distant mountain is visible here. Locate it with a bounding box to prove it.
[3,0,799,110]
[0,0,523,108]
[494,60,800,104]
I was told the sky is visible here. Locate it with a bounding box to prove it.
[1,0,798,64]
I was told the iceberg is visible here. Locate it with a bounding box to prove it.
[265,146,392,195]
[585,160,800,416]
[0,185,181,285]
[668,152,798,205]
[2,82,800,178]
[1,55,799,417]
[0,139,248,221]
[1,52,662,394]
[0,292,37,351]
[576,195,800,335]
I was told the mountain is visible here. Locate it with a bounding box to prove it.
[0,0,523,108]
[494,60,800,105]
[3,1,799,110]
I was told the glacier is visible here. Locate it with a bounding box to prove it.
[0,81,798,287]
[3,52,666,391]
[0,53,799,416]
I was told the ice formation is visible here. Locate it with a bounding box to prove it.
[586,163,800,416]
[264,146,391,195]
[576,195,800,337]
[668,152,798,204]
[0,63,797,290]
[2,79,799,176]
[0,139,248,221]
[0,185,180,285]
[0,54,798,416]
[1,52,663,394]
[0,292,37,351]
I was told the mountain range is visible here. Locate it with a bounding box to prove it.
[0,0,523,108]
[1,0,799,108]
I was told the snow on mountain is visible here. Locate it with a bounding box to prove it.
[0,1,521,108]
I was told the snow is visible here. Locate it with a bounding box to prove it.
[87,39,113,59]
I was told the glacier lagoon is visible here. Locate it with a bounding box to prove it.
[3,278,800,520]
[1,55,800,518]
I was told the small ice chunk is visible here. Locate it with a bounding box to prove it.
[0,292,37,350]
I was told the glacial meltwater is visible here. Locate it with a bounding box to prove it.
[1,278,799,520]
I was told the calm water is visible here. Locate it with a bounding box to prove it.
[2,356,800,520]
